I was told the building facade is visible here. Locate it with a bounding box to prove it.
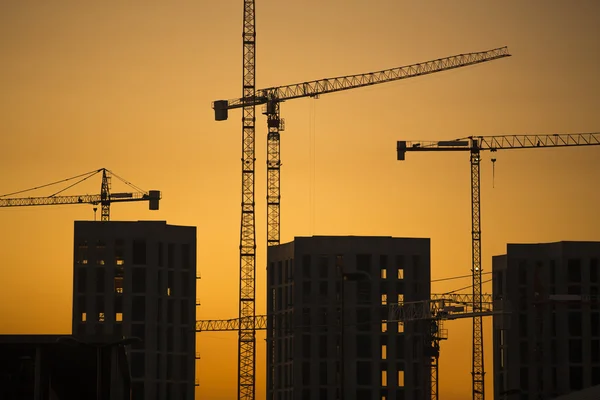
[266,236,431,400]
[72,221,197,400]
[492,241,600,399]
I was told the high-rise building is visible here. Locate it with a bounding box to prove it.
[266,236,431,400]
[492,241,600,399]
[71,220,197,400]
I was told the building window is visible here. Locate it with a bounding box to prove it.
[132,296,146,322]
[116,312,123,322]
[518,261,527,286]
[357,309,371,332]
[381,320,388,333]
[569,366,583,391]
[132,268,146,293]
[381,294,387,305]
[569,339,582,363]
[319,335,327,358]
[356,361,371,385]
[593,367,600,385]
[76,241,88,265]
[357,335,371,358]
[318,256,328,279]
[520,341,528,363]
[302,255,311,279]
[592,313,600,336]
[396,255,404,280]
[568,312,582,336]
[76,268,87,293]
[398,294,404,303]
[132,240,146,265]
[380,255,388,279]
[131,352,145,378]
[381,344,387,360]
[81,312,87,322]
[302,362,310,385]
[167,243,175,268]
[520,367,528,391]
[592,340,599,363]
[182,243,191,269]
[381,370,388,386]
[302,335,311,358]
[397,370,404,386]
[114,276,123,293]
[567,259,581,283]
[591,258,599,283]
[96,268,105,293]
[319,362,327,385]
[397,322,404,333]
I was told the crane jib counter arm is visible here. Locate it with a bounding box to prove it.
[212,46,511,121]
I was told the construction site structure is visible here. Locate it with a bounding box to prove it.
[396,132,600,400]
[197,292,499,400]
[0,168,161,221]
[492,241,600,399]
[215,35,510,399]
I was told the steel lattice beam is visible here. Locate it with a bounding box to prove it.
[471,150,484,400]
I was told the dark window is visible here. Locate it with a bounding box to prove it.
[518,260,527,285]
[357,389,370,400]
[182,243,191,269]
[593,367,600,385]
[412,255,420,273]
[158,242,163,267]
[302,255,311,279]
[167,243,175,268]
[167,327,173,352]
[130,352,145,378]
[356,335,371,358]
[319,281,327,296]
[132,296,146,322]
[319,388,327,400]
[569,339,582,363]
[302,362,310,385]
[356,308,371,332]
[132,382,144,400]
[396,336,405,358]
[167,299,175,324]
[569,366,583,391]
[520,341,528,363]
[318,256,328,278]
[519,313,528,337]
[357,254,371,273]
[319,335,327,358]
[76,268,86,293]
[132,268,146,293]
[356,361,372,385]
[568,312,582,336]
[591,258,599,283]
[568,259,581,283]
[550,260,556,285]
[592,313,600,336]
[319,362,327,385]
[181,299,189,325]
[551,340,557,364]
[302,334,311,358]
[180,355,188,380]
[132,240,146,265]
[131,323,145,344]
[520,367,528,391]
[357,281,371,303]
[96,268,105,293]
[592,340,599,363]
[302,389,310,400]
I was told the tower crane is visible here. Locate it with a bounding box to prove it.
[196,293,500,400]
[214,44,510,400]
[396,132,600,400]
[0,168,161,220]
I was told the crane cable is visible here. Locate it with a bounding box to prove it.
[0,168,101,198]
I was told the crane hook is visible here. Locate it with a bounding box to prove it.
[491,158,497,188]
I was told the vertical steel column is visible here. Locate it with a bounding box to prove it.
[239,1,256,399]
[470,143,485,400]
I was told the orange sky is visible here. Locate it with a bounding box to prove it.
[1,1,599,399]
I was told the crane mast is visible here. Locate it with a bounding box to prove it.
[238,2,257,400]
[215,44,510,400]
[397,132,600,400]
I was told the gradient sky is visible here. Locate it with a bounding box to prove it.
[1,1,599,399]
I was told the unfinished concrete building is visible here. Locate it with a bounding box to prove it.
[266,236,431,400]
[71,220,197,400]
[493,241,600,399]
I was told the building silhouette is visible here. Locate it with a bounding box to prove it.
[71,221,197,400]
[492,241,600,399]
[266,236,431,400]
